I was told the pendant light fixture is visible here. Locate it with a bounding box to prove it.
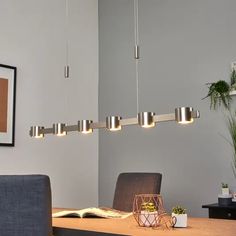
[29,107,200,138]
[29,126,44,138]
[175,107,194,124]
[106,116,122,131]
[138,112,155,128]
[78,120,93,134]
[29,1,200,139]
[53,123,67,136]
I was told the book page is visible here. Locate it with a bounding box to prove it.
[52,210,82,218]
[52,208,132,219]
[79,207,132,219]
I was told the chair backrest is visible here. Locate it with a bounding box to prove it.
[0,175,52,236]
[113,172,162,212]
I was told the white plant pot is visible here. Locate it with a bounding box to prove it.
[222,188,230,195]
[139,211,158,227]
[172,213,187,228]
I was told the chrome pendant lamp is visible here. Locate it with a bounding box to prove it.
[53,123,67,136]
[78,120,93,134]
[106,116,122,131]
[29,0,200,139]
[138,112,155,128]
[29,126,44,138]
[175,107,195,124]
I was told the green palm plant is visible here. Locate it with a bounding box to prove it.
[203,68,236,178]
[226,112,236,177]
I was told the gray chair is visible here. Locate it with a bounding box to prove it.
[113,172,162,212]
[0,175,52,236]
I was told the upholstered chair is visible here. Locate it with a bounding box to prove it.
[0,175,52,236]
[113,172,162,212]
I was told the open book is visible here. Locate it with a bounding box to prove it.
[52,207,133,219]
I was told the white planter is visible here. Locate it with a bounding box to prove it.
[172,213,187,228]
[230,186,236,202]
[222,188,230,195]
[139,211,158,227]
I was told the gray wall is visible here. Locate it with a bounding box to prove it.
[98,0,236,217]
[0,0,98,208]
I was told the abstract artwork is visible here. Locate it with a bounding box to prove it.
[0,64,16,146]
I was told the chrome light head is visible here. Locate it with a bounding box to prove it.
[138,112,155,128]
[106,116,122,131]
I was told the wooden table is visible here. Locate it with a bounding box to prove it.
[52,208,236,236]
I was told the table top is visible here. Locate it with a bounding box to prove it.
[202,202,236,209]
[52,208,236,236]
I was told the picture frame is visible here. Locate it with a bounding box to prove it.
[0,64,16,146]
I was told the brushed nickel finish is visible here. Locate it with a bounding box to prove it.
[106,116,122,131]
[134,45,140,59]
[120,117,138,126]
[29,126,44,138]
[192,110,200,119]
[90,122,106,129]
[64,65,70,78]
[154,113,175,123]
[78,120,93,134]
[42,128,54,134]
[138,112,155,128]
[175,107,193,124]
[53,123,67,136]
[64,125,78,132]
[29,107,200,138]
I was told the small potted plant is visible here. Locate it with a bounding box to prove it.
[139,202,158,227]
[222,183,229,195]
[171,206,187,228]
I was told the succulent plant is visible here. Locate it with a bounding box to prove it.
[172,206,186,215]
[141,202,156,212]
[221,182,228,188]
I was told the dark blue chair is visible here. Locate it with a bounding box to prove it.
[0,175,52,236]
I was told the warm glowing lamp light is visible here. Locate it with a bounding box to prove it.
[175,107,194,124]
[106,116,122,131]
[29,126,44,138]
[53,123,67,136]
[78,120,93,134]
[138,112,155,128]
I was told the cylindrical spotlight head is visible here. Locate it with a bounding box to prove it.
[78,120,93,134]
[138,112,155,128]
[29,126,44,138]
[106,116,122,131]
[53,123,67,136]
[175,107,194,124]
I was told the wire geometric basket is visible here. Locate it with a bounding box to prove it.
[133,194,174,228]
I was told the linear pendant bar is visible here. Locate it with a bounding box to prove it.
[29,107,200,138]
[120,117,138,126]
[154,113,175,123]
[90,122,106,129]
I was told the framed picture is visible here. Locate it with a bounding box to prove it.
[0,64,16,146]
